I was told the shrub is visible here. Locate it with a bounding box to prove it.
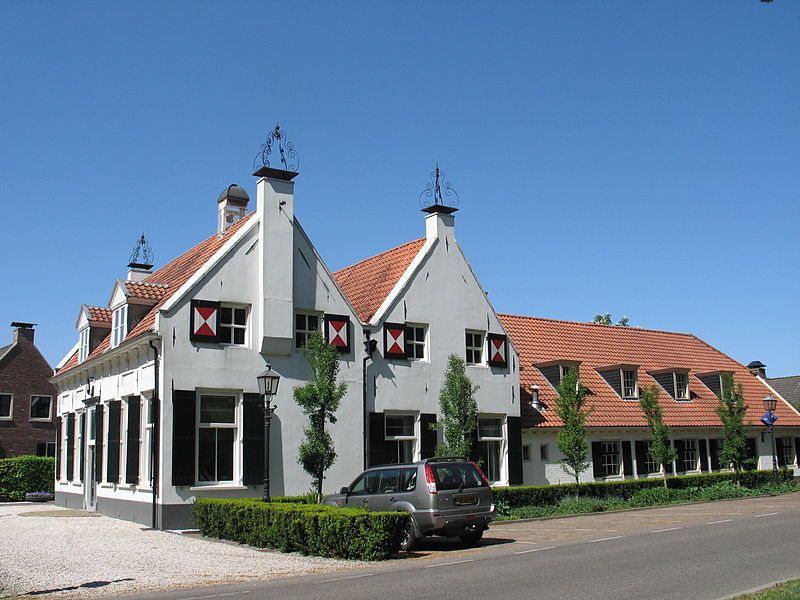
[192,498,409,561]
[0,456,55,502]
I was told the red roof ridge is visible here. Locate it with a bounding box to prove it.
[333,237,426,278]
[497,312,697,339]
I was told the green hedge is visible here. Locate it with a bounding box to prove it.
[0,456,55,502]
[493,469,794,508]
[192,498,409,561]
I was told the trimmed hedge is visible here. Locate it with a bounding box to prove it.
[0,456,55,502]
[193,498,409,561]
[493,469,794,508]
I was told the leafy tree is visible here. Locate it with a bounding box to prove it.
[554,369,591,492]
[638,384,677,487]
[436,354,479,458]
[293,330,347,499]
[715,373,750,472]
[593,313,630,327]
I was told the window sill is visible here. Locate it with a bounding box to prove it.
[189,484,248,492]
[71,482,83,487]
[99,483,114,489]
[29,419,53,423]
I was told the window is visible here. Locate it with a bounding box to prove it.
[674,372,689,400]
[75,413,83,482]
[679,439,698,472]
[465,331,484,365]
[142,395,154,486]
[477,417,504,483]
[36,442,56,457]
[295,312,320,349]
[522,444,532,462]
[433,462,488,490]
[197,394,237,483]
[219,306,247,346]
[404,324,426,360]
[778,438,795,467]
[79,327,90,362]
[29,396,52,421]
[385,414,416,464]
[622,370,638,399]
[601,441,620,477]
[349,471,380,495]
[642,440,660,474]
[111,305,128,348]
[540,443,550,462]
[560,364,575,381]
[0,394,11,420]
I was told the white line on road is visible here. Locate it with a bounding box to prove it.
[423,559,475,569]
[184,592,251,600]
[514,546,556,555]
[587,536,624,543]
[317,574,374,583]
[651,527,682,533]
[706,519,733,525]
[754,512,780,518]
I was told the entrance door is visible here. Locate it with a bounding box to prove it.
[85,407,97,511]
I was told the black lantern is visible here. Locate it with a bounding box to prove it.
[763,394,777,412]
[257,362,280,501]
[257,363,281,398]
[763,394,778,482]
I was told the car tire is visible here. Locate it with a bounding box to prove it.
[400,517,417,551]
[459,530,484,546]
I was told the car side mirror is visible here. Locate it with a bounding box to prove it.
[340,487,350,496]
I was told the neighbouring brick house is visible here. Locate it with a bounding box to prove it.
[0,323,58,458]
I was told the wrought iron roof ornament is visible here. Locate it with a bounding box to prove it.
[128,233,154,269]
[253,123,299,173]
[419,164,459,212]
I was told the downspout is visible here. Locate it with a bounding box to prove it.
[362,330,377,470]
[148,340,160,530]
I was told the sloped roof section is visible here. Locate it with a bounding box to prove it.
[333,238,426,322]
[498,314,800,429]
[124,281,170,301]
[768,376,800,412]
[86,306,112,323]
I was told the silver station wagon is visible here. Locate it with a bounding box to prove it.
[324,457,495,550]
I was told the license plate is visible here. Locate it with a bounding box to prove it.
[454,495,478,506]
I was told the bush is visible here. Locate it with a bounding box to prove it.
[0,456,55,502]
[192,498,409,561]
[493,469,793,508]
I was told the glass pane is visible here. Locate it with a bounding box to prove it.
[378,469,401,493]
[349,473,366,495]
[296,313,306,330]
[30,397,50,419]
[399,440,414,463]
[0,395,10,417]
[308,315,318,330]
[415,344,424,359]
[198,428,216,482]
[220,307,232,325]
[401,468,417,491]
[200,395,235,423]
[478,418,502,438]
[233,328,245,345]
[216,428,234,481]
[433,463,486,490]
[233,308,246,326]
[295,333,305,349]
[385,415,414,437]
[486,442,500,482]
[218,326,232,344]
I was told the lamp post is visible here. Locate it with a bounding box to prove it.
[257,363,281,502]
[762,394,778,483]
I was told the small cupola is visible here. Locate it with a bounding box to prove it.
[747,360,767,379]
[218,184,250,233]
[127,234,154,282]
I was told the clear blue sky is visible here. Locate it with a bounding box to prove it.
[1,2,797,376]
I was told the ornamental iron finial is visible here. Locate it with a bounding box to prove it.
[253,123,299,173]
[419,164,459,213]
[128,233,154,269]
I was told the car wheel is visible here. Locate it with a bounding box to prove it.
[459,530,484,547]
[399,517,417,551]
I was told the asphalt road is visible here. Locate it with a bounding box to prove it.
[123,494,800,600]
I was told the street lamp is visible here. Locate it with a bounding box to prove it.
[257,362,281,501]
[762,394,779,483]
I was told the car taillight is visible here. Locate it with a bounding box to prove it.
[424,463,437,494]
[470,460,491,487]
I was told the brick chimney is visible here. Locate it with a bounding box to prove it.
[11,321,36,343]
[747,360,767,379]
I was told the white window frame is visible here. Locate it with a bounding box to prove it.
[75,411,84,483]
[477,415,506,483]
[674,372,689,400]
[600,440,621,477]
[0,393,12,420]
[111,305,128,349]
[642,440,660,474]
[677,439,698,472]
[295,311,321,350]
[196,391,240,485]
[778,437,795,467]
[218,304,249,347]
[404,323,427,361]
[384,412,418,464]
[622,369,638,399]
[466,330,485,366]
[78,327,90,362]
[142,394,153,487]
[29,395,53,422]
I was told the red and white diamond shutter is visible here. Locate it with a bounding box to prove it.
[487,333,508,367]
[190,300,220,343]
[325,314,350,353]
[383,323,406,359]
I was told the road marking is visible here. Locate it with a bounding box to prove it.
[184,592,251,600]
[568,528,618,532]
[705,519,733,525]
[754,512,780,518]
[651,527,682,533]
[317,574,374,583]
[514,546,556,555]
[423,559,475,569]
[587,535,624,543]
[516,540,540,545]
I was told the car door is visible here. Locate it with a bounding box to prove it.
[370,468,401,511]
[344,470,380,510]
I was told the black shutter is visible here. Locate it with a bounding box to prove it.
[664,440,673,474]
[172,390,196,486]
[673,440,685,472]
[698,439,709,472]
[469,422,482,464]
[419,413,437,460]
[66,413,75,481]
[95,405,104,483]
[507,416,523,485]
[591,441,604,478]
[242,393,265,485]
[79,413,85,482]
[126,398,141,484]
[368,412,386,467]
[777,438,787,467]
[55,417,62,480]
[107,401,121,483]
[635,441,648,475]
[709,439,720,470]
[621,441,633,477]
[794,438,800,467]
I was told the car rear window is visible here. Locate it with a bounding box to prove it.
[432,463,486,490]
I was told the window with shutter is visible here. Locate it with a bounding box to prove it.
[369,412,387,467]
[591,442,604,478]
[242,393,265,486]
[126,398,141,485]
[507,417,523,485]
[698,439,709,472]
[66,413,75,481]
[621,441,633,477]
[172,390,196,486]
[107,401,122,483]
[94,405,104,483]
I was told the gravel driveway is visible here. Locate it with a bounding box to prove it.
[0,503,362,598]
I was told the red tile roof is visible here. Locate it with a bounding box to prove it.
[333,238,426,322]
[498,314,800,429]
[123,281,170,301]
[86,306,112,323]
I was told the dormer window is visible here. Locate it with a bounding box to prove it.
[674,372,689,400]
[560,364,574,380]
[111,305,128,348]
[538,362,581,389]
[78,327,90,363]
[622,369,638,399]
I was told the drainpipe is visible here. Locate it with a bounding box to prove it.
[362,330,377,470]
[148,340,160,530]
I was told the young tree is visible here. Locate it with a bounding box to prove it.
[715,373,750,472]
[554,369,591,490]
[638,384,677,487]
[592,313,630,327]
[436,354,479,458]
[293,330,347,499]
